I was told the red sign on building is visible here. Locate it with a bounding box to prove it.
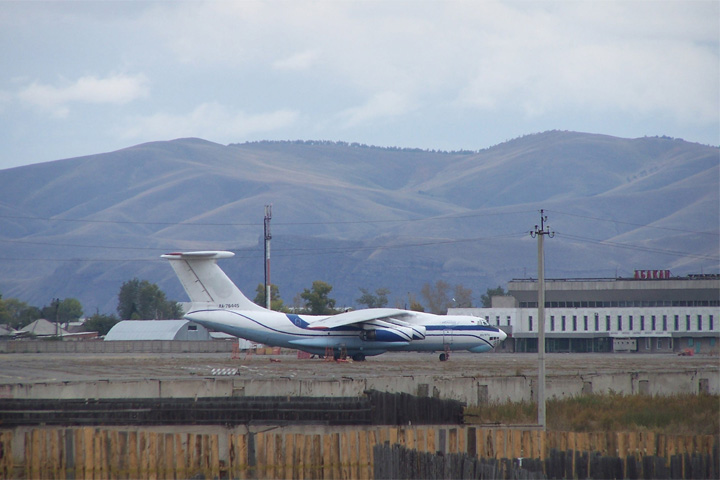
[634,269,671,279]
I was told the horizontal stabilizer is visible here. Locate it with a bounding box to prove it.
[161,251,265,311]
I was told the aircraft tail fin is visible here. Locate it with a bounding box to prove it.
[161,251,265,311]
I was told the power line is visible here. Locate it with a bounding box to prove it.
[0,232,530,263]
[0,209,535,227]
[547,209,719,237]
[556,232,720,261]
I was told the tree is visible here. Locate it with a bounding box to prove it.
[40,298,83,325]
[83,312,120,336]
[420,280,451,314]
[453,284,473,308]
[300,281,336,315]
[253,284,285,311]
[408,294,425,312]
[356,287,390,309]
[117,278,182,320]
[481,286,507,308]
[0,296,42,329]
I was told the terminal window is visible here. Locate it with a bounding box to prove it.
[674,315,679,331]
[697,315,702,331]
[651,316,656,331]
[617,315,622,330]
[629,316,633,330]
[662,315,667,331]
[605,316,611,331]
[686,315,691,331]
[561,316,566,331]
[710,315,714,331]
[640,316,645,331]
[528,316,533,331]
[550,316,555,331]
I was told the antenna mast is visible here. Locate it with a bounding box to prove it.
[530,209,554,430]
[264,205,272,310]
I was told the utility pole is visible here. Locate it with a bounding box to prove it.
[530,209,553,429]
[53,298,60,338]
[264,205,272,310]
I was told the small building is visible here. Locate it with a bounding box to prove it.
[104,320,210,341]
[19,319,70,337]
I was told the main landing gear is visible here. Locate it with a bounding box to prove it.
[352,353,366,362]
[439,345,451,361]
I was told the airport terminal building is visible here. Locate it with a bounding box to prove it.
[450,271,720,354]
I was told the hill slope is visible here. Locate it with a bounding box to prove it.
[0,131,717,313]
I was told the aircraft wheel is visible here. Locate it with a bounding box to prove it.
[333,351,341,361]
[439,353,447,362]
[352,353,366,362]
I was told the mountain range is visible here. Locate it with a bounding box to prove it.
[0,131,717,314]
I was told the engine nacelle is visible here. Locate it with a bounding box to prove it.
[361,325,414,343]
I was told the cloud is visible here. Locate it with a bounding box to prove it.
[272,50,320,71]
[337,92,414,128]
[120,102,299,142]
[18,73,149,117]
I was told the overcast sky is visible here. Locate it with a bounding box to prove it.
[1,0,718,170]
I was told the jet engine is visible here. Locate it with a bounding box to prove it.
[361,325,414,342]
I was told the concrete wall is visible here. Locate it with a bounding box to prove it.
[0,340,235,354]
[1,367,717,406]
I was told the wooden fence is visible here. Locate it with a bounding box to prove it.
[1,427,717,479]
[373,443,718,479]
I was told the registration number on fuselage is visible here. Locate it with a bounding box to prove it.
[218,304,240,309]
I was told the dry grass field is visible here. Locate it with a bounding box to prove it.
[464,392,720,435]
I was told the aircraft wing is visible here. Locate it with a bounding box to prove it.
[307,308,415,330]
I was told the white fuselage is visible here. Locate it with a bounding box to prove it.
[185,306,507,357]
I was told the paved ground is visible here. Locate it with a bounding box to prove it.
[2,351,717,384]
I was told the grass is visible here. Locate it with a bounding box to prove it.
[464,392,719,435]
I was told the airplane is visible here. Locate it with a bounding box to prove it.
[162,251,507,361]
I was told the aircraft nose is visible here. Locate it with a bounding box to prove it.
[498,329,507,342]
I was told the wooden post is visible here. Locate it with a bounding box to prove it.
[128,431,138,479]
[210,434,220,480]
[406,428,415,451]
[265,433,275,480]
[284,434,295,480]
[415,428,426,453]
[358,430,369,480]
[273,434,283,480]
[302,433,313,480]
[175,434,187,480]
[329,433,341,480]
[427,428,436,455]
[448,428,457,454]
